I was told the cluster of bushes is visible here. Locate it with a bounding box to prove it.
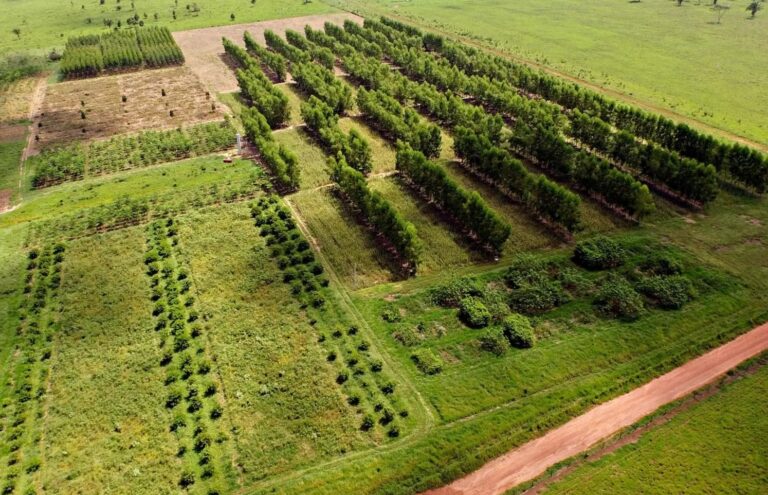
[5,244,65,493]
[330,155,421,274]
[479,314,536,356]
[145,220,225,488]
[30,120,236,188]
[410,348,443,375]
[356,88,442,158]
[285,29,336,70]
[243,31,287,82]
[224,37,289,128]
[241,107,300,191]
[291,61,353,114]
[61,27,183,78]
[396,144,510,254]
[383,17,768,195]
[573,236,626,270]
[251,196,327,306]
[301,96,373,174]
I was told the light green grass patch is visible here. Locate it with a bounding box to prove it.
[338,116,397,175]
[0,138,25,205]
[273,127,330,190]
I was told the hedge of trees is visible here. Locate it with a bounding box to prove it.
[356,88,441,158]
[285,29,336,70]
[223,37,290,128]
[396,144,511,253]
[291,61,353,114]
[241,107,300,191]
[244,31,287,82]
[383,17,768,193]
[301,96,373,174]
[61,27,184,78]
[330,155,420,273]
[30,120,236,188]
[264,29,311,64]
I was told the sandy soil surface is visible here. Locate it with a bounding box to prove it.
[423,322,768,495]
[173,13,361,94]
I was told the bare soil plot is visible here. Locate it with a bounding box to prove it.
[33,66,223,151]
[173,13,361,94]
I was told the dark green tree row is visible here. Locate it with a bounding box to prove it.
[569,111,719,204]
[242,107,300,191]
[330,156,420,274]
[30,120,236,188]
[324,21,385,59]
[61,26,183,79]
[223,37,289,128]
[264,29,311,64]
[285,29,335,70]
[243,31,287,82]
[396,144,511,253]
[453,128,588,231]
[380,17,768,193]
[301,96,373,174]
[356,88,442,158]
[291,61,353,114]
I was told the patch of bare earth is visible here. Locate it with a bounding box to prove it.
[0,190,11,212]
[172,13,361,94]
[0,125,25,143]
[32,66,223,152]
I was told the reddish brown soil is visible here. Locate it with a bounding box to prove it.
[423,322,768,495]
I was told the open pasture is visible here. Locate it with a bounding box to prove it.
[33,66,222,151]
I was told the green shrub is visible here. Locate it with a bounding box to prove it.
[479,327,510,355]
[639,253,684,276]
[381,306,401,323]
[458,297,491,328]
[573,235,626,270]
[411,348,444,375]
[431,277,484,307]
[509,281,568,315]
[502,314,535,348]
[637,275,696,309]
[595,277,644,321]
[504,255,549,288]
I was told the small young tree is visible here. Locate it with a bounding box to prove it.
[747,1,763,18]
[12,27,21,39]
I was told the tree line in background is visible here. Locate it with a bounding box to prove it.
[60,26,184,79]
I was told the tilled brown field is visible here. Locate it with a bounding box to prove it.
[173,13,361,94]
[33,66,224,151]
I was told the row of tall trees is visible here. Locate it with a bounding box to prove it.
[264,29,311,64]
[301,96,373,174]
[285,30,335,70]
[381,17,768,193]
[223,37,289,128]
[396,144,511,253]
[356,88,442,158]
[241,107,300,191]
[243,31,287,82]
[291,61,353,114]
[61,26,183,78]
[330,156,421,273]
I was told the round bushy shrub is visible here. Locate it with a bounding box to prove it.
[458,297,491,328]
[410,348,443,375]
[639,254,684,276]
[509,281,568,315]
[479,327,510,355]
[595,278,644,321]
[573,236,626,270]
[502,314,535,348]
[637,275,696,309]
[430,277,484,307]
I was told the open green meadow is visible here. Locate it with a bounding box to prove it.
[541,360,768,494]
[0,6,766,495]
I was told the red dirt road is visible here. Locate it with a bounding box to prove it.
[424,322,768,495]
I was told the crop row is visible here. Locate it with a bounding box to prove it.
[243,31,287,82]
[61,27,184,79]
[144,220,228,491]
[0,244,65,494]
[29,120,236,188]
[241,107,300,191]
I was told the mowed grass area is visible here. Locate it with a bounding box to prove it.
[1,154,257,228]
[0,0,338,56]
[327,0,768,147]
[273,127,330,190]
[0,138,25,206]
[176,203,367,483]
[42,228,180,494]
[542,362,768,495]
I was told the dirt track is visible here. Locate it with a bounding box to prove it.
[423,322,768,495]
[173,13,361,94]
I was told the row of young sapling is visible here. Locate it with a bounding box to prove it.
[250,195,408,438]
[144,219,227,492]
[1,244,65,495]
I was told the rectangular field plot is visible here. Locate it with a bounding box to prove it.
[273,127,330,190]
[289,188,392,290]
[42,228,179,494]
[177,204,366,483]
[35,67,222,150]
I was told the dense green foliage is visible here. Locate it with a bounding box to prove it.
[243,31,287,82]
[594,277,645,321]
[61,27,183,78]
[29,120,235,188]
[502,313,535,349]
[292,61,353,114]
[573,235,626,270]
[285,29,336,70]
[241,107,299,191]
[458,296,491,328]
[411,348,444,375]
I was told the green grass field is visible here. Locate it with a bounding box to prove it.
[542,361,768,494]
[0,138,25,206]
[1,0,338,56]
[326,0,768,148]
